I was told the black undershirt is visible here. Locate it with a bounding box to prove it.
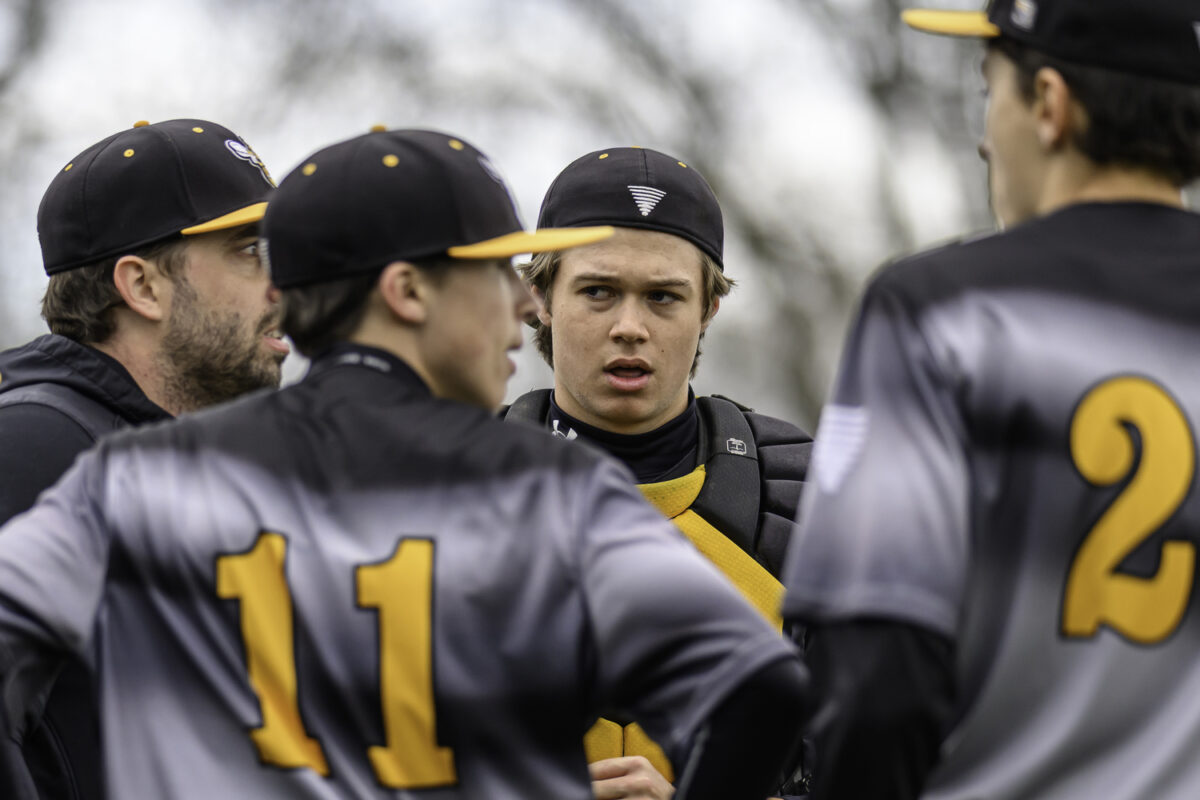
[547,392,698,483]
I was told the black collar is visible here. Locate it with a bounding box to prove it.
[548,391,698,483]
[306,342,432,395]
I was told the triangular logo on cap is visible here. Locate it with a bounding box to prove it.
[628,185,666,217]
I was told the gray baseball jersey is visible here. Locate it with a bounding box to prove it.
[0,345,795,799]
[783,203,1200,799]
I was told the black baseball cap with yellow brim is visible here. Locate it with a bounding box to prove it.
[38,119,275,275]
[263,128,614,289]
[902,0,1200,84]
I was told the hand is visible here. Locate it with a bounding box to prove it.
[590,756,675,800]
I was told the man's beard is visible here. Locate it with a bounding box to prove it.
[157,276,283,413]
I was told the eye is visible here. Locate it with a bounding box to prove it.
[647,290,681,305]
[581,285,615,300]
[239,240,260,257]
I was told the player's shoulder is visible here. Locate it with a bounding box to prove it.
[871,227,1015,301]
[466,400,616,477]
[872,205,1153,301]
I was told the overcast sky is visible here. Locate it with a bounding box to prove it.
[0,0,986,422]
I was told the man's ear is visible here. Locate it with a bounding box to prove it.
[531,284,552,327]
[112,254,172,322]
[377,261,430,325]
[700,295,720,333]
[1034,66,1075,151]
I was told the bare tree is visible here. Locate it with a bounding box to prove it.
[0,0,55,334]
[208,0,993,426]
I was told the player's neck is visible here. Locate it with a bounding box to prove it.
[90,326,179,416]
[1038,158,1184,218]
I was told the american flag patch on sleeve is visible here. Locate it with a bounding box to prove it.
[812,404,869,494]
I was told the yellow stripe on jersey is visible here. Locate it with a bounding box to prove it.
[669,509,783,629]
[638,466,783,630]
[584,466,784,781]
[637,464,707,518]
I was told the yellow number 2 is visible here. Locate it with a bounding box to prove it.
[217,533,457,788]
[1062,376,1196,643]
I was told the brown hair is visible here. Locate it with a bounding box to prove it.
[280,256,459,358]
[41,238,190,345]
[519,243,733,377]
[992,38,1200,186]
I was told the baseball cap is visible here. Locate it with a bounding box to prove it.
[38,119,274,275]
[262,128,614,289]
[537,147,724,270]
[902,0,1200,84]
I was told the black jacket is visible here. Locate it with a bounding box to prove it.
[0,333,169,800]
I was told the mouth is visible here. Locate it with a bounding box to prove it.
[262,327,291,357]
[604,359,652,392]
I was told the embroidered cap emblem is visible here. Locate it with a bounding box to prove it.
[225,139,274,186]
[628,185,666,216]
[1011,0,1037,31]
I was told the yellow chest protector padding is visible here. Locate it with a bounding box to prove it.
[583,466,784,781]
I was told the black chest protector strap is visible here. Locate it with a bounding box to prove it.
[0,384,123,440]
[692,395,762,564]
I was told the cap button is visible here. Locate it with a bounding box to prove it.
[132,120,150,128]
[369,124,387,133]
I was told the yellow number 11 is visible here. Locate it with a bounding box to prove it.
[216,533,457,788]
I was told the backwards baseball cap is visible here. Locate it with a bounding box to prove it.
[262,128,614,289]
[537,147,724,270]
[902,0,1200,85]
[38,119,274,275]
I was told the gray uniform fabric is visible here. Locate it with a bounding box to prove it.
[783,203,1200,800]
[0,345,795,799]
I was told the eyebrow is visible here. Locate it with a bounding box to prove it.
[569,272,693,289]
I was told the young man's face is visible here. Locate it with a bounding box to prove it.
[158,224,287,411]
[540,227,714,435]
[980,47,1044,228]
[419,260,536,410]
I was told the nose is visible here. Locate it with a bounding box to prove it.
[266,282,281,305]
[609,299,648,343]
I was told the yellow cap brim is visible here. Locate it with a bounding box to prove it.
[901,9,1000,37]
[447,225,614,259]
[180,201,269,235]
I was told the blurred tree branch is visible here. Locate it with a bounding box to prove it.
[207,0,992,426]
[0,0,48,96]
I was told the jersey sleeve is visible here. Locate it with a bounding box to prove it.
[782,272,969,638]
[0,447,114,729]
[576,457,802,763]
